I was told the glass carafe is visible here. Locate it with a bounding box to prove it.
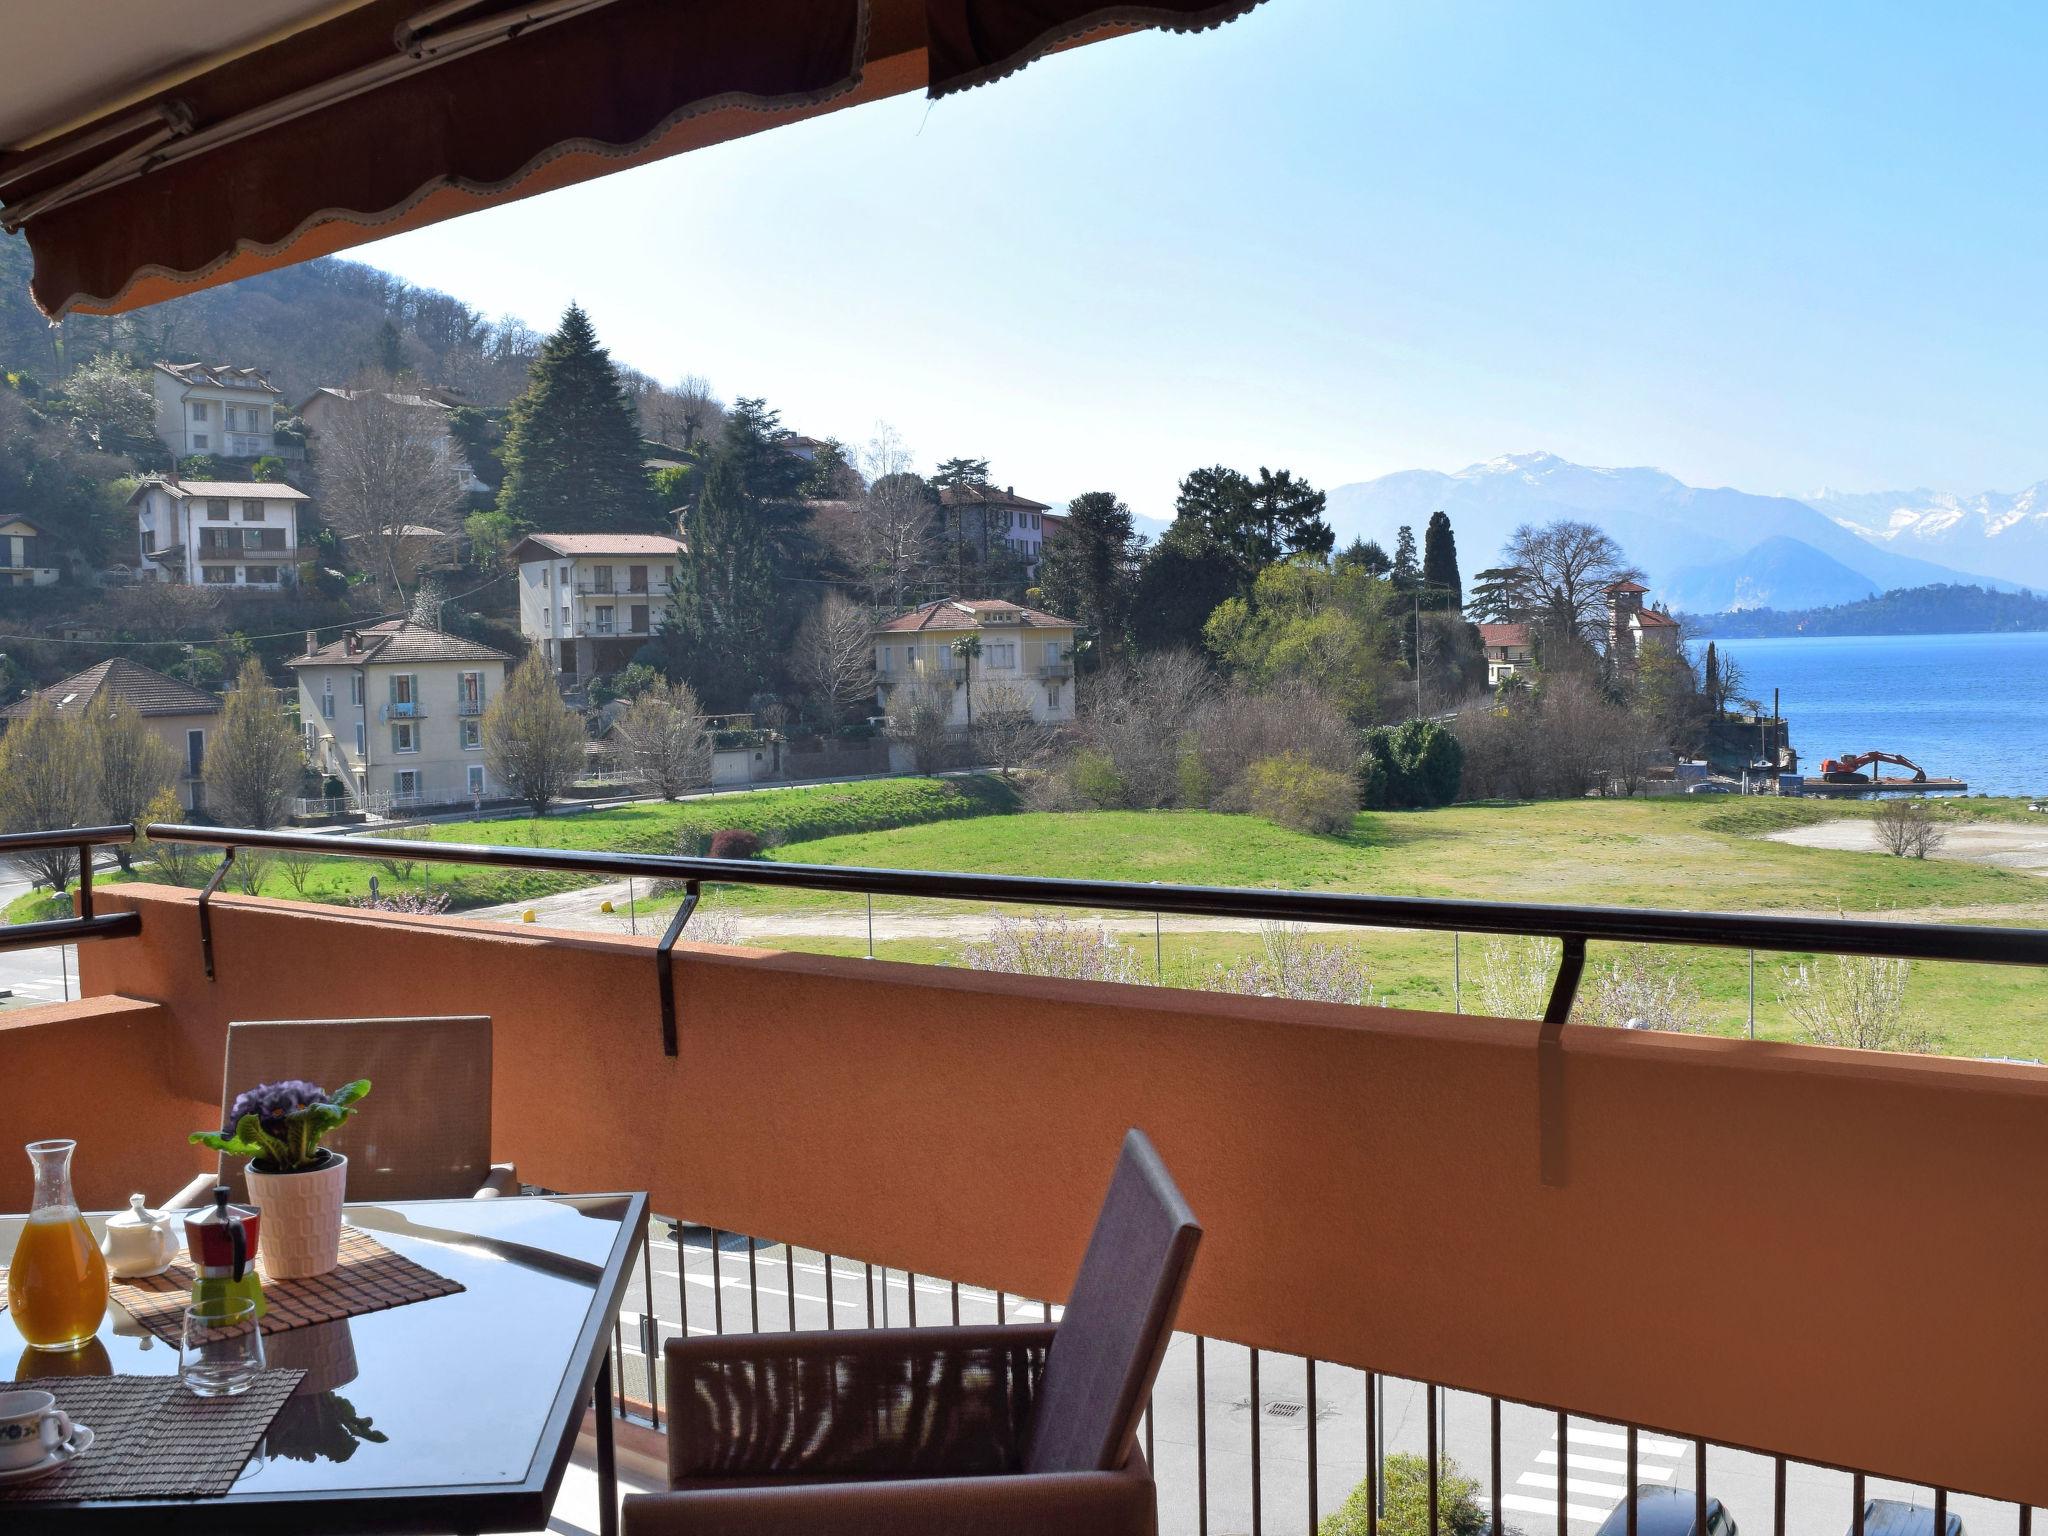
[10,1140,109,1351]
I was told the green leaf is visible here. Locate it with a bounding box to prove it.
[331,1079,371,1108]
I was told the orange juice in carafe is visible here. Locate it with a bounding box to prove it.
[12,1141,108,1350]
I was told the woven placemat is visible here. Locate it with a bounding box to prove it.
[0,1369,303,1502]
[113,1226,463,1342]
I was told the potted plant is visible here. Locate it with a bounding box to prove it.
[191,1079,369,1279]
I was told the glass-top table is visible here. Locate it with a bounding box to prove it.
[0,1191,648,1534]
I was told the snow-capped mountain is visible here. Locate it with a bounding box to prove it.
[1805,483,2048,590]
[1321,452,2006,612]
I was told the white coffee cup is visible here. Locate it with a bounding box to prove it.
[0,1389,72,1471]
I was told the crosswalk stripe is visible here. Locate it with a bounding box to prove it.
[1539,1451,1674,1480]
[1519,1472,1629,1500]
[1502,1494,1612,1524]
[1562,1427,1689,1457]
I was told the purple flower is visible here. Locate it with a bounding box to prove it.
[225,1079,330,1137]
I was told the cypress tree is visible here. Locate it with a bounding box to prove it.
[1391,525,1420,593]
[1422,509,1462,608]
[1703,641,1721,714]
[496,304,657,534]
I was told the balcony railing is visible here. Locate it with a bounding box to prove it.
[6,820,2048,1534]
[380,701,425,721]
[575,581,667,597]
[1039,657,1074,678]
[456,697,484,716]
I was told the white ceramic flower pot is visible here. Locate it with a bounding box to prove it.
[246,1152,348,1280]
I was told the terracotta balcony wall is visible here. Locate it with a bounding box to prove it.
[0,882,2044,1511]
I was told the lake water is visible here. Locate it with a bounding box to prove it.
[1710,631,2048,799]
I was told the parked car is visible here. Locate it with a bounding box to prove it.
[1594,1487,1738,1536]
[1686,781,1739,795]
[1858,1501,1964,1536]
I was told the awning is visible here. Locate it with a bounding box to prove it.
[2,0,1264,320]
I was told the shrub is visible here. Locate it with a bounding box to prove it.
[1359,718,1464,809]
[1244,754,1356,835]
[1473,936,1554,1018]
[1208,923,1379,1005]
[1873,797,1947,859]
[1321,1453,1488,1536]
[351,889,452,916]
[1573,946,1705,1033]
[1778,955,1932,1052]
[708,828,763,860]
[959,912,1143,985]
[1070,748,1129,809]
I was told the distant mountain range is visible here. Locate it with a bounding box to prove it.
[1806,483,2048,590]
[1316,451,2027,613]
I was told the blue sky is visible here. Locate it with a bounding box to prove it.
[360,1,2048,521]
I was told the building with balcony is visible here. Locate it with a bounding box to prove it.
[150,361,284,460]
[938,483,1056,576]
[289,620,511,811]
[0,657,220,810]
[297,386,489,495]
[0,513,59,586]
[513,532,686,686]
[129,475,309,589]
[875,598,1078,726]
[1480,621,1535,686]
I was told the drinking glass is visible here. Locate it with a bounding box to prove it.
[180,1296,264,1397]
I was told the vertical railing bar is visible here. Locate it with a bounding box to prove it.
[711,1229,724,1335]
[1628,1425,1639,1536]
[1556,1411,1568,1536]
[785,1245,796,1331]
[1427,1382,1440,1536]
[641,1239,659,1428]
[1366,1370,1378,1536]
[1695,1440,1707,1536]
[951,1280,961,1326]
[881,1267,890,1328]
[74,844,92,919]
[1490,1397,1502,1536]
[2018,1503,2031,1536]
[612,1319,625,1414]
[824,1252,836,1332]
[674,1221,688,1347]
[908,1270,918,1328]
[864,1262,875,1328]
[1306,1358,1319,1536]
[197,847,234,979]
[1146,1388,1156,1473]
[746,1236,760,1332]
[1772,1456,1785,1536]
[1250,1348,1262,1536]
[1854,1473,1867,1536]
[998,1291,1007,1325]
[1934,1489,1948,1536]
[1042,1298,1052,1323]
[1197,1337,1210,1536]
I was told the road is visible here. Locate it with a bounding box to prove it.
[0,876,81,1009]
[1770,817,2048,875]
[610,1223,2035,1536]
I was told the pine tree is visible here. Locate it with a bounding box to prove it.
[931,457,990,490]
[1037,490,1140,658]
[495,304,657,534]
[1391,525,1420,593]
[665,427,779,708]
[1338,538,1392,576]
[1422,510,1462,609]
[1465,565,1525,623]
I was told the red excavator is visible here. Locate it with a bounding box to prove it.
[1819,750,1928,785]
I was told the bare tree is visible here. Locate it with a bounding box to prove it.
[1071,649,1216,807]
[204,659,302,830]
[886,673,957,775]
[973,682,1056,778]
[861,421,914,482]
[1873,798,1947,859]
[483,650,587,812]
[275,847,323,898]
[137,788,209,886]
[83,694,178,869]
[313,376,465,598]
[0,696,88,889]
[611,680,714,799]
[1502,519,1643,651]
[1192,677,1354,810]
[791,593,878,727]
[1779,956,1932,1053]
[673,375,725,452]
[845,473,940,610]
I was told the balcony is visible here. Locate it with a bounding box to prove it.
[4,821,2048,1536]
[380,701,426,721]
[457,697,485,716]
[1039,657,1074,679]
[575,581,668,598]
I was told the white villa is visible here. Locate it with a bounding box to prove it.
[513,532,686,685]
[130,476,311,589]
[290,620,512,812]
[150,362,284,460]
[936,484,1057,577]
[874,598,1078,726]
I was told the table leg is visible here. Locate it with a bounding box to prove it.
[596,1346,618,1536]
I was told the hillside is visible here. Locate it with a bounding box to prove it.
[1661,535,1879,613]
[1323,451,2005,610]
[1683,582,2048,639]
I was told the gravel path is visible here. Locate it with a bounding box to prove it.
[1767,818,2048,874]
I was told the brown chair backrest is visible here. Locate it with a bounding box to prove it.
[209,1017,494,1202]
[1024,1128,1201,1474]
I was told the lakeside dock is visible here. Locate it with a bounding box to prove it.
[1799,776,1969,794]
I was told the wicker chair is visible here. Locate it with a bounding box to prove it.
[170,1016,517,1208]
[622,1128,1201,1536]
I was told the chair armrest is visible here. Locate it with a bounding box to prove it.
[473,1163,519,1198]
[625,1460,1154,1536]
[165,1169,221,1210]
[667,1323,1057,1485]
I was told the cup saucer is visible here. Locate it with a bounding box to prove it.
[0,1423,94,1485]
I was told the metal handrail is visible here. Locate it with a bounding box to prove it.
[144,818,2048,1074]
[0,822,142,938]
[0,824,137,852]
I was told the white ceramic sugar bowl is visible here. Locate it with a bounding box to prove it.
[100,1193,181,1279]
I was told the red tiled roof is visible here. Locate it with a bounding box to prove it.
[511,533,686,560]
[1635,609,1680,628]
[288,619,512,668]
[2,658,220,720]
[877,599,1075,633]
[1478,622,1531,648]
[1604,579,1648,594]
[937,484,1050,512]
